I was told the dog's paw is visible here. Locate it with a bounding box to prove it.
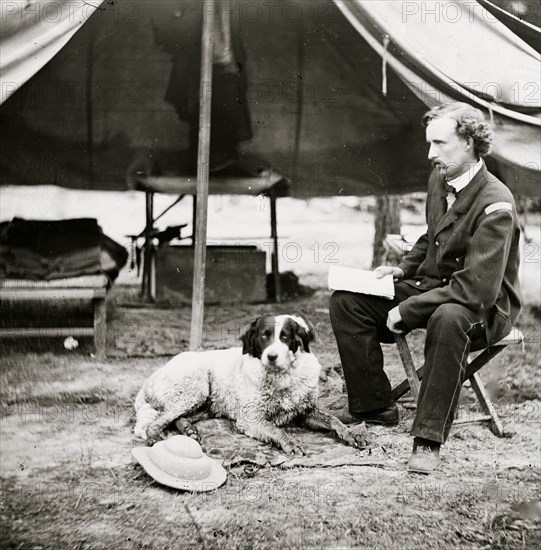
[185,429,201,442]
[145,426,166,446]
[175,422,201,443]
[345,423,371,449]
[133,426,148,441]
[282,441,305,457]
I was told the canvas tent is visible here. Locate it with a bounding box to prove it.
[1,0,539,348]
[1,0,539,197]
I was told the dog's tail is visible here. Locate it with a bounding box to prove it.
[133,387,159,440]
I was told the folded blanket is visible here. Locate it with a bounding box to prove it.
[0,218,127,281]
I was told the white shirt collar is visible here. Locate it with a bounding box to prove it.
[447,158,483,193]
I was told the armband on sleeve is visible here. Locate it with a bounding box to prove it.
[484,202,512,215]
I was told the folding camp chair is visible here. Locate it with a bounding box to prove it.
[392,329,524,437]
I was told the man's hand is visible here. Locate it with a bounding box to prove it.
[386,306,405,334]
[374,265,404,282]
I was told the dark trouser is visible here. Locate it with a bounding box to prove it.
[329,283,488,444]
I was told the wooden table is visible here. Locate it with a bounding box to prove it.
[134,163,289,302]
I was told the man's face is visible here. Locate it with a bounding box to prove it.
[426,117,476,180]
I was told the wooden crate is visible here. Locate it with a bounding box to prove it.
[155,245,267,304]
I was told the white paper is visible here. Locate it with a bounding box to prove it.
[328,265,395,299]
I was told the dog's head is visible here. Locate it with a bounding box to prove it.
[240,314,315,370]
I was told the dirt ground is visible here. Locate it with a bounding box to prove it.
[1,194,540,549]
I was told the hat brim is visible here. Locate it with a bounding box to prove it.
[132,446,227,492]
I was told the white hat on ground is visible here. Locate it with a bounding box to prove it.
[132,435,227,492]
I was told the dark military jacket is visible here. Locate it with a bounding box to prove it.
[398,162,522,344]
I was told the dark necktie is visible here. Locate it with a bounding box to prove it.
[444,181,457,196]
[444,181,457,209]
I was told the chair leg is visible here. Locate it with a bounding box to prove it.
[391,338,507,437]
[394,334,420,402]
[392,364,424,401]
[468,372,505,437]
[392,344,508,400]
[93,297,107,360]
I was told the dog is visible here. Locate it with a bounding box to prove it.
[134,314,368,455]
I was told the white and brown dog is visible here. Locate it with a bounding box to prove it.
[134,314,367,455]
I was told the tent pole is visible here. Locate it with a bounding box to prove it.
[191,194,197,246]
[86,25,95,184]
[293,17,305,164]
[270,192,281,303]
[142,191,154,302]
[190,0,215,350]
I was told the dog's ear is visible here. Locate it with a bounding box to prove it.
[240,318,259,357]
[293,315,315,353]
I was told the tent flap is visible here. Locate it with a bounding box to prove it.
[0,0,106,103]
[1,0,539,197]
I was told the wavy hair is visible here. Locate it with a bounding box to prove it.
[422,102,493,157]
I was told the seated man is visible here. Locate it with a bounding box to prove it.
[330,102,521,474]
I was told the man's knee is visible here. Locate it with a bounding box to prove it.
[329,291,355,321]
[427,303,474,332]
[330,291,380,334]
